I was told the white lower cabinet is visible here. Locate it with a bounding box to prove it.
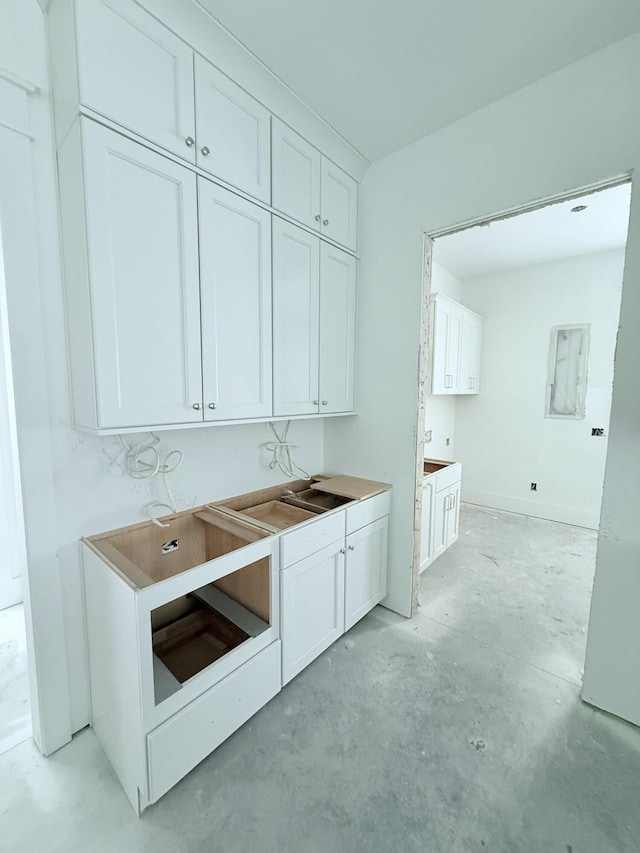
[280,490,390,684]
[281,541,345,684]
[421,461,461,570]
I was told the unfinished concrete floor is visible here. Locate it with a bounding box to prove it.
[0,603,31,756]
[2,505,640,852]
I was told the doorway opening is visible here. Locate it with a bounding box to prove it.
[0,231,31,755]
[413,178,632,685]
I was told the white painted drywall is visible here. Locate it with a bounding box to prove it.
[424,261,460,460]
[1,0,336,745]
[324,30,640,726]
[454,249,624,529]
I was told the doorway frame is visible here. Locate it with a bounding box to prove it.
[411,172,632,612]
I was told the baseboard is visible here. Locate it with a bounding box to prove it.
[461,488,600,530]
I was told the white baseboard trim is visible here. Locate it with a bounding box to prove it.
[461,489,600,530]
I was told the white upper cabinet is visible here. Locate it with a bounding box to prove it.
[198,181,273,421]
[273,219,357,417]
[59,120,203,430]
[319,243,357,414]
[194,57,271,202]
[71,0,196,163]
[320,158,358,251]
[271,118,321,231]
[431,293,482,396]
[272,219,320,417]
[272,119,358,252]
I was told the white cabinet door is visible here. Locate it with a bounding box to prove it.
[320,158,358,251]
[272,119,321,230]
[432,486,449,561]
[198,181,272,420]
[81,121,202,428]
[319,243,357,414]
[194,56,271,202]
[446,481,461,548]
[420,478,434,572]
[431,295,463,394]
[272,219,320,416]
[459,312,482,394]
[344,517,388,631]
[75,0,196,163]
[281,541,345,684]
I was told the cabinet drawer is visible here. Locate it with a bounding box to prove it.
[346,491,391,534]
[146,641,281,803]
[435,463,462,492]
[280,510,345,568]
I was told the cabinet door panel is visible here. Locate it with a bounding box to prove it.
[199,181,272,420]
[272,219,320,416]
[319,243,357,413]
[281,543,345,684]
[320,158,358,251]
[194,57,271,202]
[447,482,461,548]
[82,121,202,428]
[431,298,449,394]
[446,307,463,394]
[433,487,449,561]
[272,119,321,229]
[345,517,388,631]
[76,0,195,163]
[420,479,434,572]
[468,317,482,394]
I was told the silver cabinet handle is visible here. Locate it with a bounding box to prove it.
[192,402,202,410]
[201,146,210,157]
[323,219,329,226]
[340,548,346,554]
[321,400,328,406]
[313,399,320,405]
[348,544,355,551]
[185,136,195,147]
[208,402,217,410]
[315,214,321,222]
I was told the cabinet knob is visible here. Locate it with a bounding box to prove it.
[208,402,217,410]
[313,400,320,406]
[321,400,328,406]
[201,146,210,157]
[340,548,346,554]
[185,136,195,147]
[323,219,329,226]
[192,402,202,410]
[348,544,355,551]
[315,214,321,222]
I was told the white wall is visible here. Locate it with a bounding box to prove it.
[325,30,640,725]
[2,0,359,747]
[424,261,460,460]
[455,249,624,529]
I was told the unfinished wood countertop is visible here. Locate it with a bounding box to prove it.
[311,475,391,501]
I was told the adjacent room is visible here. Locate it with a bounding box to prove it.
[2,0,640,850]
[419,182,631,688]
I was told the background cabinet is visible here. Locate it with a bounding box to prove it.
[198,181,273,421]
[273,219,356,417]
[420,461,461,571]
[59,119,203,430]
[430,293,483,395]
[272,119,358,251]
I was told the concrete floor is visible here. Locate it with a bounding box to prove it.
[0,603,31,756]
[2,505,640,852]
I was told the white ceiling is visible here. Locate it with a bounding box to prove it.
[195,0,640,162]
[433,183,632,280]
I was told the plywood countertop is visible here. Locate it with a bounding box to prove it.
[311,475,392,501]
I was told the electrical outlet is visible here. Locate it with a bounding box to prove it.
[425,430,433,443]
[162,538,179,554]
[530,482,537,492]
[591,428,605,436]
